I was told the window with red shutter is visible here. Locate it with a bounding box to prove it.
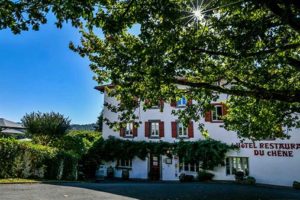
[120,127,125,137]
[204,111,212,122]
[170,100,177,107]
[133,123,138,137]
[145,122,150,137]
[171,121,177,138]
[177,122,188,138]
[159,121,164,138]
[222,103,228,116]
[188,121,194,138]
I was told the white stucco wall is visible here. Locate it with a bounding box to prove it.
[101,91,300,186]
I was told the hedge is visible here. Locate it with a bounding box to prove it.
[0,138,78,180]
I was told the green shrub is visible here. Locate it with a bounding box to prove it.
[22,112,70,146]
[0,138,80,180]
[56,130,100,156]
[293,181,300,190]
[244,176,256,185]
[0,138,56,179]
[197,171,214,181]
[179,173,194,182]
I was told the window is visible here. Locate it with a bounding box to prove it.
[125,123,133,136]
[117,159,132,168]
[226,157,249,175]
[177,122,188,138]
[179,159,200,172]
[150,122,160,137]
[212,104,223,121]
[177,97,187,107]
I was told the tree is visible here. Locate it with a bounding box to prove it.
[95,111,103,132]
[71,0,300,140]
[2,0,300,139]
[22,112,71,145]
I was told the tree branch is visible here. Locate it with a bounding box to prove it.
[264,0,300,32]
[174,79,300,103]
[193,43,300,59]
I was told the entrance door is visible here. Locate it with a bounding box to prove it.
[149,155,160,180]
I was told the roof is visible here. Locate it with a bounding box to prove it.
[94,84,115,92]
[1,128,25,135]
[0,118,24,129]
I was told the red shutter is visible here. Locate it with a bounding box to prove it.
[159,121,164,138]
[188,121,194,138]
[171,121,177,138]
[120,127,125,137]
[222,103,228,116]
[159,100,164,112]
[187,99,193,106]
[133,123,138,137]
[170,100,177,107]
[145,122,150,137]
[204,111,212,122]
[144,99,150,105]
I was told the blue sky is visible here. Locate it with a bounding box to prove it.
[0,17,104,124]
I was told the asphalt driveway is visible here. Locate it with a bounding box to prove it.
[0,182,299,200]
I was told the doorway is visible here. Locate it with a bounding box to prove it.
[149,155,161,180]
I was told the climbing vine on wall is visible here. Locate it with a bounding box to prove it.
[83,136,237,172]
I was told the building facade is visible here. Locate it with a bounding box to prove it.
[98,87,300,187]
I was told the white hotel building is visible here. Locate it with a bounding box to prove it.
[97,85,300,187]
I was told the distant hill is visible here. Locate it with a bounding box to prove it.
[70,123,96,131]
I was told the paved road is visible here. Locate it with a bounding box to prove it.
[0,182,300,200]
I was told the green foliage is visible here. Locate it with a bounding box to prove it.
[22,112,71,145]
[73,0,300,140]
[95,111,103,132]
[224,97,300,140]
[0,138,83,180]
[293,181,300,189]
[82,136,236,177]
[244,176,256,185]
[55,130,101,157]
[197,171,215,181]
[0,138,56,179]
[2,1,299,140]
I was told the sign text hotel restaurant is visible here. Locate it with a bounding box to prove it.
[236,142,300,157]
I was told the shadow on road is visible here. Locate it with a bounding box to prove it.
[45,181,300,200]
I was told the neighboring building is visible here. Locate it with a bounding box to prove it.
[96,85,300,187]
[0,118,25,138]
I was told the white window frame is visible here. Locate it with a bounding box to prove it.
[117,159,132,168]
[125,123,134,136]
[212,104,223,121]
[177,97,187,107]
[177,122,188,138]
[179,160,201,172]
[150,122,160,137]
[226,157,249,176]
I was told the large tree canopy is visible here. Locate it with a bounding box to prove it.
[2,0,300,140]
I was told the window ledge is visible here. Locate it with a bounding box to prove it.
[211,120,224,123]
[149,136,160,139]
[176,105,186,108]
[123,136,134,138]
[177,136,189,139]
[116,166,132,170]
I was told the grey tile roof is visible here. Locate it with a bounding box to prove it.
[0,118,24,129]
[1,128,25,135]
